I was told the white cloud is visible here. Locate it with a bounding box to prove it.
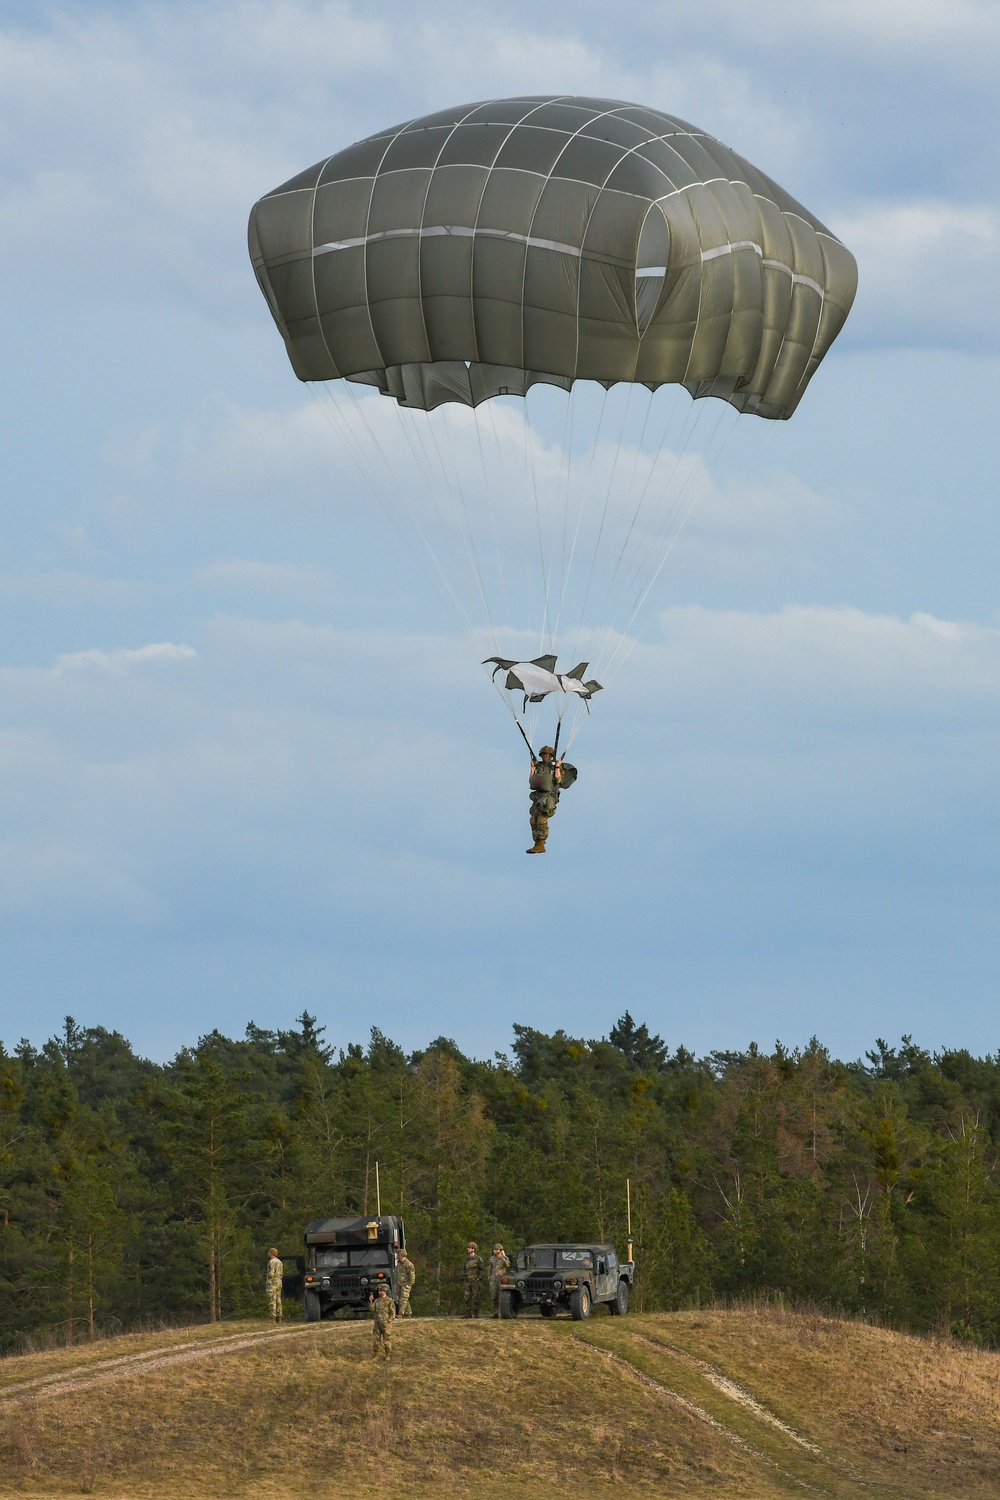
[0,572,140,607]
[3,0,991,355]
[56,643,197,671]
[0,604,998,931]
[634,604,1000,719]
[840,199,1000,346]
[195,559,333,599]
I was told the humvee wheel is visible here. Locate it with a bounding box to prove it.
[608,1281,629,1316]
[304,1290,321,1323]
[539,1304,556,1318]
[569,1286,591,1321]
[499,1289,518,1320]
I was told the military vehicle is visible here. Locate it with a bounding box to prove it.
[299,1214,406,1321]
[497,1242,633,1320]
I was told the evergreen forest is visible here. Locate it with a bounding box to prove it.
[2,1013,999,1351]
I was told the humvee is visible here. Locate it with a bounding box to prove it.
[299,1214,406,1320]
[498,1242,633,1320]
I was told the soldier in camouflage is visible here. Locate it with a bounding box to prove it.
[371,1284,396,1361]
[396,1248,416,1316]
[527,746,577,854]
[487,1243,510,1318]
[265,1247,283,1322]
[463,1241,485,1317]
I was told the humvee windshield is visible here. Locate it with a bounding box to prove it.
[315,1247,391,1269]
[516,1248,594,1271]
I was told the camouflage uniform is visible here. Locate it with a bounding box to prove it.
[265,1252,283,1321]
[528,753,577,852]
[396,1251,416,1316]
[487,1246,510,1316]
[463,1246,485,1317]
[372,1290,396,1360]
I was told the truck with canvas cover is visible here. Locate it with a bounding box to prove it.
[301,1215,406,1321]
[498,1242,633,1320]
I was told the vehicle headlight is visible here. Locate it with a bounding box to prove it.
[517,1280,526,1290]
[553,1279,562,1290]
[360,1276,369,1285]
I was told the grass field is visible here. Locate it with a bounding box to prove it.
[1,1307,999,1498]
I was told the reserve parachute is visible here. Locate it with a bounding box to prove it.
[249,95,856,751]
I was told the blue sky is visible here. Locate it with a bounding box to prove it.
[2,0,1000,1063]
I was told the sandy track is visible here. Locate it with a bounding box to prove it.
[577,1331,893,1498]
[0,1325,329,1407]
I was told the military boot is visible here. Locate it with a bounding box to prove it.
[526,839,546,854]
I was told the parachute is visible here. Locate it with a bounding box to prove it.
[249,96,856,751]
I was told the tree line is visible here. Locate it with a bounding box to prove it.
[1,1013,998,1350]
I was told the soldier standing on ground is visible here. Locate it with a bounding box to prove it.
[371,1284,396,1361]
[396,1247,416,1316]
[463,1241,485,1318]
[265,1247,283,1323]
[487,1243,510,1318]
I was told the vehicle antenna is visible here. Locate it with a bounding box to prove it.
[375,1160,381,1218]
[626,1177,633,1264]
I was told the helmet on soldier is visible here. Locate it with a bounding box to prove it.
[467,1242,477,1251]
[493,1244,503,1253]
[539,746,554,759]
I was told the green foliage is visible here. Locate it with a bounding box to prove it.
[5,1012,1000,1348]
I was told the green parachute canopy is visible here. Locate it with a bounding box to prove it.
[249,95,856,421]
[248,97,856,754]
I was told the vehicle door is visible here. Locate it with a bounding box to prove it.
[595,1251,613,1301]
[606,1248,620,1298]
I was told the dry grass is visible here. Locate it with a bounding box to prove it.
[1,1309,998,1498]
[0,1322,270,1394]
[645,1306,1000,1497]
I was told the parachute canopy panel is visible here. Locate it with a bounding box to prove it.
[249,95,857,420]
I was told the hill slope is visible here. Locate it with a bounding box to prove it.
[1,1308,999,1498]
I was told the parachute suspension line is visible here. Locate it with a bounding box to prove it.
[569,379,638,672]
[325,381,485,639]
[542,383,577,655]
[316,385,480,643]
[515,392,539,653]
[391,401,496,657]
[427,409,499,649]
[599,395,737,690]
[613,387,704,595]
[594,382,663,627]
[471,399,509,622]
[387,398,498,662]
[522,386,551,656]
[486,393,539,641]
[555,381,610,657]
[551,379,577,648]
[619,396,739,616]
[595,382,659,664]
[595,387,715,647]
[510,712,536,760]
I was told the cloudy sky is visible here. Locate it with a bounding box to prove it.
[2,0,999,1064]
